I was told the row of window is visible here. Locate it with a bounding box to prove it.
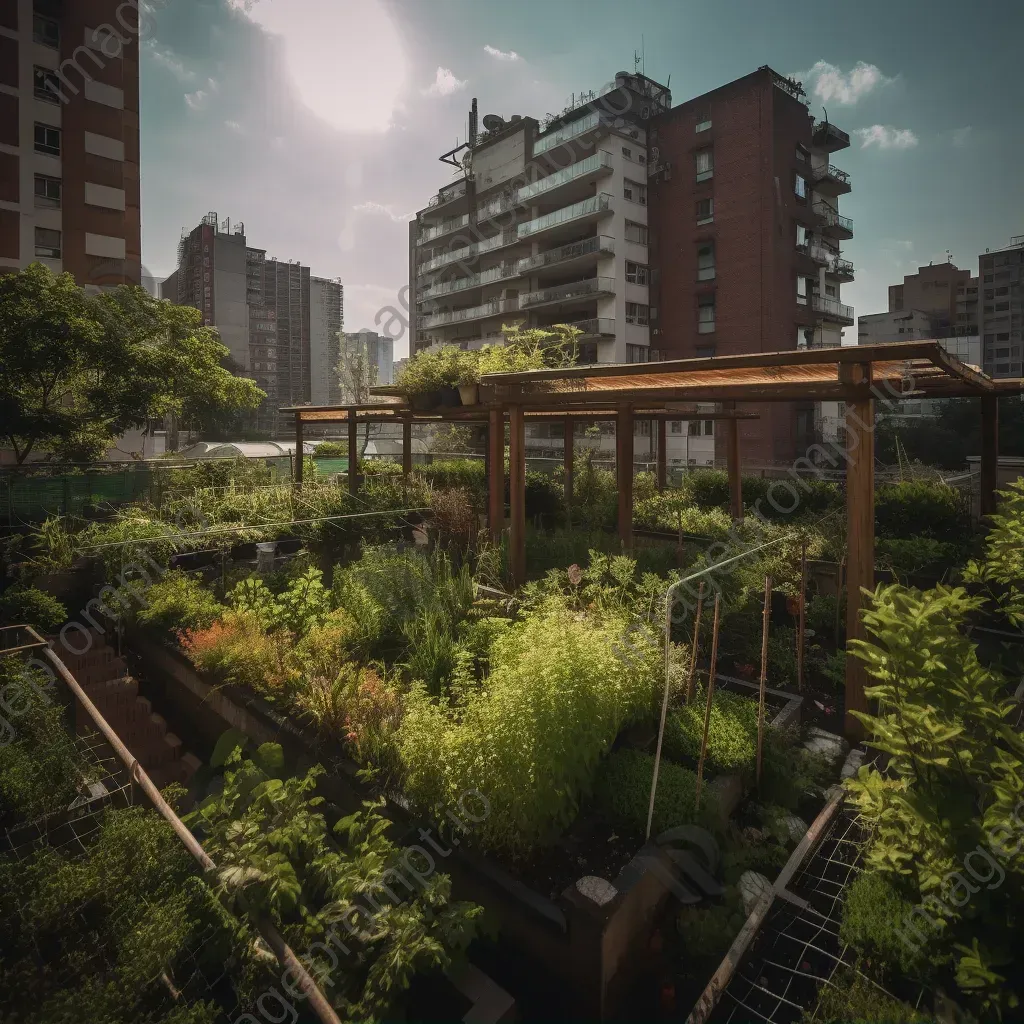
[622,179,647,205]
[34,227,61,259]
[620,146,647,166]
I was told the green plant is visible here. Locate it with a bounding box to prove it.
[395,345,479,394]
[676,886,746,964]
[179,609,288,691]
[806,592,843,641]
[841,871,927,975]
[313,440,348,457]
[805,965,931,1024]
[875,479,964,543]
[663,685,759,776]
[759,726,834,810]
[596,747,719,836]
[963,479,1024,627]
[0,585,67,631]
[137,571,224,633]
[877,536,960,577]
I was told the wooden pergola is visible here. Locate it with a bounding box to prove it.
[284,340,1023,738]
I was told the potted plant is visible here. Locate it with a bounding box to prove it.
[395,346,478,410]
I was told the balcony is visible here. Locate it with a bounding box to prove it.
[831,257,855,282]
[419,264,520,302]
[517,234,615,274]
[476,192,518,222]
[428,180,468,210]
[520,276,615,310]
[811,294,854,325]
[533,110,601,155]
[811,120,851,153]
[805,242,838,266]
[568,317,616,339]
[517,151,614,204]
[813,202,854,239]
[418,213,470,246]
[416,230,518,275]
[517,193,613,240]
[812,163,852,196]
[418,298,518,331]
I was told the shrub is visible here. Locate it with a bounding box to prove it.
[0,585,67,632]
[840,871,926,975]
[396,345,478,394]
[419,458,485,497]
[597,748,718,836]
[663,686,758,776]
[362,459,403,478]
[179,609,288,691]
[431,487,479,552]
[806,593,842,641]
[343,667,404,783]
[313,440,348,457]
[569,451,617,529]
[676,887,746,965]
[682,469,730,509]
[759,726,834,810]
[875,479,964,542]
[524,471,564,523]
[137,571,224,633]
[877,537,960,577]
[228,568,329,637]
[291,607,359,680]
[806,965,930,1024]
[963,479,1024,628]
[399,597,658,858]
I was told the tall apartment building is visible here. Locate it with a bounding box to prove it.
[313,329,394,407]
[888,261,979,337]
[162,213,344,436]
[0,0,141,286]
[648,66,854,465]
[980,235,1024,378]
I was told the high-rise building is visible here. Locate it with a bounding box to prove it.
[162,214,343,436]
[979,235,1024,379]
[314,329,393,407]
[888,261,978,336]
[0,0,141,287]
[648,66,854,465]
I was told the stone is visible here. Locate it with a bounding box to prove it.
[780,813,808,844]
[803,726,849,763]
[576,875,618,907]
[738,871,773,915]
[841,747,867,780]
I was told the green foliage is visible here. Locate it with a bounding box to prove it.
[395,344,479,394]
[875,479,964,543]
[963,479,1024,627]
[847,583,1024,1017]
[478,322,581,375]
[634,490,734,538]
[663,684,758,775]
[419,458,486,502]
[568,449,617,529]
[596,748,718,836]
[0,585,67,631]
[805,965,931,1024]
[877,537,961,577]
[399,595,659,858]
[681,469,731,509]
[188,748,483,1021]
[759,726,835,811]
[806,592,843,641]
[313,440,348,457]
[137,571,224,633]
[841,871,927,975]
[227,568,329,637]
[676,886,746,964]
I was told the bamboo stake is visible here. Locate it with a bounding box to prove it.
[797,539,807,691]
[684,582,705,704]
[756,575,771,790]
[694,593,721,812]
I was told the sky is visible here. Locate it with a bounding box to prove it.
[139,0,1024,358]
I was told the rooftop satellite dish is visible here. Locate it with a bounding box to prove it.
[482,113,505,131]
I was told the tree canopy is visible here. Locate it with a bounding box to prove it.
[0,263,265,463]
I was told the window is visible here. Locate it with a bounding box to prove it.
[34,227,61,259]
[796,224,808,248]
[626,344,649,363]
[984,274,994,283]
[33,123,61,156]
[625,260,649,285]
[696,197,714,225]
[797,276,808,304]
[622,146,633,159]
[996,286,1010,296]
[33,13,60,47]
[638,154,646,165]
[34,174,61,209]
[696,113,712,133]
[704,420,714,436]
[996,302,1010,312]
[625,302,649,326]
[34,67,61,103]
[671,421,682,434]
[695,148,714,182]
[687,421,702,436]
[625,220,648,245]
[698,294,715,333]
[697,243,715,281]
[795,173,807,199]
[825,284,836,297]
[796,145,809,162]
[624,178,647,205]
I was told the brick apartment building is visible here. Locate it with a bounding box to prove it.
[0,0,141,286]
[649,66,854,465]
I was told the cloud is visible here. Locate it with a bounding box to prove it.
[421,66,467,98]
[353,201,414,223]
[184,77,218,110]
[147,42,197,83]
[224,120,243,133]
[484,44,520,62]
[855,124,919,149]
[795,60,894,105]
[952,126,972,147]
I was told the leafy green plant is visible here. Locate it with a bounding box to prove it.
[179,609,289,691]
[806,592,843,642]
[663,685,758,776]
[677,886,746,964]
[0,585,67,631]
[963,479,1024,627]
[877,537,960,577]
[875,479,964,543]
[395,345,478,394]
[137,571,224,633]
[840,870,927,975]
[805,965,931,1024]
[313,440,348,458]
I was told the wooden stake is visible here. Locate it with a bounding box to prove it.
[797,539,807,691]
[694,593,721,812]
[684,582,705,704]
[756,575,771,790]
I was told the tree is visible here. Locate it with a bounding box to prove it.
[0,263,265,463]
[335,332,379,455]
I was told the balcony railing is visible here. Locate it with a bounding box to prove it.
[533,110,601,155]
[832,257,855,278]
[517,234,614,273]
[812,163,851,186]
[805,242,839,265]
[520,276,616,309]
[419,264,520,302]
[416,230,517,275]
[811,294,854,322]
[517,151,614,203]
[418,298,518,331]
[811,120,851,151]
[428,181,468,209]
[418,213,470,245]
[813,202,854,235]
[517,193,612,239]
[568,317,616,338]
[476,192,518,221]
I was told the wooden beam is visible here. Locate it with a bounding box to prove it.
[509,406,526,584]
[725,410,742,522]
[488,407,504,542]
[657,418,668,491]
[617,404,634,550]
[980,396,999,519]
[563,417,574,512]
[843,379,875,742]
[402,419,413,477]
[294,412,303,489]
[347,414,359,495]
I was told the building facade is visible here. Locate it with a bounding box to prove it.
[314,329,394,407]
[162,213,343,436]
[0,0,141,286]
[648,66,855,466]
[980,236,1024,379]
[888,261,978,335]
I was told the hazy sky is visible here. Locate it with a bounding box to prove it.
[140,0,1024,357]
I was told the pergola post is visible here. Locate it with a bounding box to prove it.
[724,405,743,521]
[347,412,359,495]
[402,418,413,477]
[563,416,574,512]
[841,363,875,741]
[509,405,526,584]
[657,418,668,491]
[488,407,504,542]
[980,396,999,519]
[293,412,303,489]
[617,405,634,550]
